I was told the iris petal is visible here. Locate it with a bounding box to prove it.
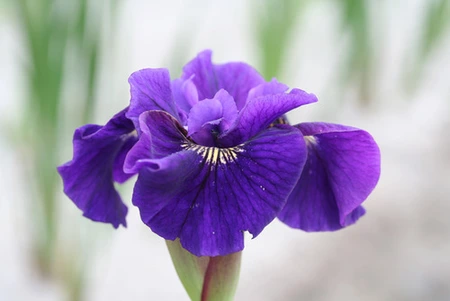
[246,78,289,102]
[181,50,265,109]
[213,61,265,110]
[278,122,380,231]
[113,134,138,183]
[214,89,238,132]
[181,50,217,100]
[124,111,186,173]
[187,98,223,146]
[127,68,181,131]
[57,108,136,228]
[187,89,238,146]
[127,111,307,256]
[172,75,199,122]
[219,89,318,147]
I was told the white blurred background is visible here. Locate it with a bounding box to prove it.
[1,0,449,300]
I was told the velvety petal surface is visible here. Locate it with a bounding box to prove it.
[171,75,199,121]
[58,109,136,228]
[219,89,318,147]
[187,98,223,146]
[181,50,266,109]
[127,68,180,130]
[278,122,380,231]
[187,89,238,146]
[127,111,307,256]
[181,50,217,100]
[246,79,288,102]
[213,61,265,110]
[124,111,187,174]
[214,89,238,132]
[113,134,138,183]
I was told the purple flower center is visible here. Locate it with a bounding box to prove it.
[185,89,238,147]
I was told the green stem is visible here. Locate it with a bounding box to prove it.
[166,240,241,301]
[200,252,241,301]
[166,240,209,300]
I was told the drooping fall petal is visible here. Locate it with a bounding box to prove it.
[58,109,136,228]
[278,122,380,231]
[126,111,307,256]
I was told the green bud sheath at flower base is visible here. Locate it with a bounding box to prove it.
[166,239,242,301]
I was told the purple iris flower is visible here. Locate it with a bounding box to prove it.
[58,50,380,256]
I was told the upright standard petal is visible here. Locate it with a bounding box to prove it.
[181,50,217,100]
[219,89,318,147]
[172,75,199,121]
[57,109,136,228]
[127,111,307,256]
[127,68,181,130]
[278,122,381,231]
[213,62,265,110]
[181,50,266,109]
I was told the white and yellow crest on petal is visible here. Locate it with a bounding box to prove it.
[181,143,244,165]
